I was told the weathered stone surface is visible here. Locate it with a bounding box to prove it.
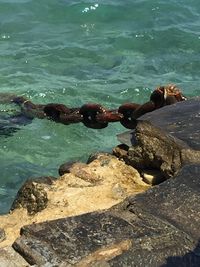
[10,179,48,215]
[0,153,148,249]
[116,99,200,182]
[0,247,30,267]
[58,161,77,175]
[1,98,199,266]
[118,97,200,150]
[0,229,5,243]
[122,120,200,180]
[86,152,114,164]
[109,164,200,267]
[142,97,200,150]
[12,165,200,266]
[128,164,200,242]
[33,176,56,185]
[13,213,134,266]
[112,144,129,160]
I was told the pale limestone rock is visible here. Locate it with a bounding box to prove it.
[0,153,149,249]
[142,170,165,185]
[0,247,30,267]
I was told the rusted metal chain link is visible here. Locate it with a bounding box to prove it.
[7,84,187,129]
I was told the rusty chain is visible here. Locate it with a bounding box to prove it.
[8,84,186,129]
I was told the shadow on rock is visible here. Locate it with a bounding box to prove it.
[161,239,200,267]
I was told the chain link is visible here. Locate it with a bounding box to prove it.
[5,84,187,129]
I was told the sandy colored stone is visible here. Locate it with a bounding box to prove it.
[0,153,149,248]
[141,170,166,185]
[0,246,30,267]
[73,239,132,267]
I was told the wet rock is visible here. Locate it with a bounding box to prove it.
[12,164,200,266]
[10,179,48,215]
[112,144,129,160]
[58,161,77,175]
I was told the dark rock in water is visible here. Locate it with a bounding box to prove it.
[0,113,33,137]
[118,97,200,150]
[58,161,77,176]
[13,165,200,266]
[11,178,48,215]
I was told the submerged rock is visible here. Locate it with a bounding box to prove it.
[0,113,33,137]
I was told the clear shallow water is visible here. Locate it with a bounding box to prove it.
[0,0,200,214]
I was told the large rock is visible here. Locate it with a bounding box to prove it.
[0,153,148,249]
[118,97,200,150]
[116,98,200,183]
[12,164,200,266]
[115,120,200,181]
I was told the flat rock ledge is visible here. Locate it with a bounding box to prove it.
[0,98,199,266]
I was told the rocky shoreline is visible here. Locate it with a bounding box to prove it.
[0,98,199,266]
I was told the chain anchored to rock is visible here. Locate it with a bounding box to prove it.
[1,84,187,129]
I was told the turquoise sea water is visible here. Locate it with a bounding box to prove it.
[0,0,200,214]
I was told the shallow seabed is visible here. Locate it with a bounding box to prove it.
[0,0,200,213]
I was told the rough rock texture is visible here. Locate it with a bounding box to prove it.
[116,120,200,180]
[0,153,148,249]
[0,228,5,243]
[13,164,200,266]
[0,98,199,266]
[10,176,56,216]
[141,97,200,150]
[116,98,200,182]
[118,97,200,150]
[0,247,29,267]
[10,179,49,215]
